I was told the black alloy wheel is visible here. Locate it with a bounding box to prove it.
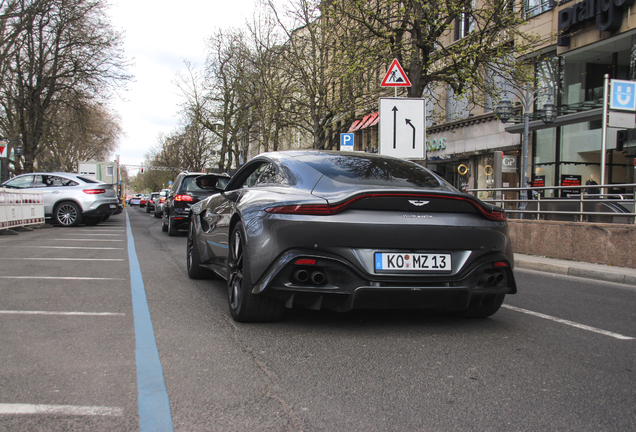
[161,212,168,232]
[168,215,178,236]
[227,222,284,323]
[54,201,82,227]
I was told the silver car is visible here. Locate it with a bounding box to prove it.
[153,188,170,218]
[188,151,517,322]
[1,172,119,227]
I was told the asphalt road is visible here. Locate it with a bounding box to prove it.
[1,207,635,431]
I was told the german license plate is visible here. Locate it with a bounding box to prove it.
[374,253,451,272]
[110,204,117,209]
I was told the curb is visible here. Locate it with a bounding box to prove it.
[515,257,636,287]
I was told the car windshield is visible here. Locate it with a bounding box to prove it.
[296,153,443,188]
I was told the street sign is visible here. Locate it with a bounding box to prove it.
[378,98,426,159]
[0,141,6,158]
[381,59,411,87]
[610,79,636,111]
[340,133,354,151]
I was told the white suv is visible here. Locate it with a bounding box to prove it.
[2,172,119,227]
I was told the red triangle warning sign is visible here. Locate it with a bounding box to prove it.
[381,59,411,87]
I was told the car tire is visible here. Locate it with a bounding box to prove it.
[154,209,161,218]
[84,216,101,226]
[187,220,214,279]
[227,221,284,323]
[453,294,505,318]
[54,201,82,227]
[145,204,150,213]
[161,212,168,232]
[168,216,178,236]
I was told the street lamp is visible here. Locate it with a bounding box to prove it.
[495,83,557,203]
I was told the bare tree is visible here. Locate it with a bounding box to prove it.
[0,0,130,174]
[35,91,121,172]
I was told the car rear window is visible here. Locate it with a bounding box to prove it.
[77,176,99,183]
[181,176,207,192]
[296,153,443,188]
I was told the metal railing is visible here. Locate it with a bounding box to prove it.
[467,183,636,224]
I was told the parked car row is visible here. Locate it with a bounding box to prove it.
[1,172,121,227]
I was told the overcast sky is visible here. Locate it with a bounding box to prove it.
[107,0,257,171]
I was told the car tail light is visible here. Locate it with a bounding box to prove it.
[265,193,507,221]
[295,258,316,265]
[160,197,165,203]
[174,194,193,202]
[83,189,106,194]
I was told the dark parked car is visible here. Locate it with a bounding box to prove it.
[187,151,517,322]
[162,172,230,236]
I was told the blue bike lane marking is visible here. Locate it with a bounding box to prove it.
[126,211,174,431]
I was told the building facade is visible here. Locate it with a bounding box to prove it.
[345,1,636,200]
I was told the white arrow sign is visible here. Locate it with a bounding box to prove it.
[378,98,426,159]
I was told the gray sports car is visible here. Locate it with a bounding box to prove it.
[187,151,516,322]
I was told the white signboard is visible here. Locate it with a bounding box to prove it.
[378,98,426,159]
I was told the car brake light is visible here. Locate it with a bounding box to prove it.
[295,259,316,265]
[493,262,508,268]
[160,198,165,203]
[175,194,193,202]
[265,193,507,221]
[83,189,106,194]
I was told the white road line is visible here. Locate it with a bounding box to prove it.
[28,246,124,250]
[3,258,125,261]
[502,304,635,340]
[46,239,124,242]
[0,403,123,416]
[65,234,125,236]
[0,310,125,316]
[0,276,125,280]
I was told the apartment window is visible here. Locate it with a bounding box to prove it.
[454,13,473,40]
[454,1,475,41]
[524,0,553,19]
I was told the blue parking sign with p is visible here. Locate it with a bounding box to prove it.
[610,80,636,111]
[340,133,354,151]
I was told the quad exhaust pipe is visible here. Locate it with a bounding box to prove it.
[291,268,327,286]
[480,271,505,286]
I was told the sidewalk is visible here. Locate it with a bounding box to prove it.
[515,253,636,287]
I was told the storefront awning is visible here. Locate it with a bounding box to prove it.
[347,120,362,132]
[348,112,379,132]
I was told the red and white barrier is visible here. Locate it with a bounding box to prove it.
[0,188,45,230]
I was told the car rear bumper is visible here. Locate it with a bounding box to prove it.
[84,203,117,217]
[254,248,516,312]
[169,208,191,230]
